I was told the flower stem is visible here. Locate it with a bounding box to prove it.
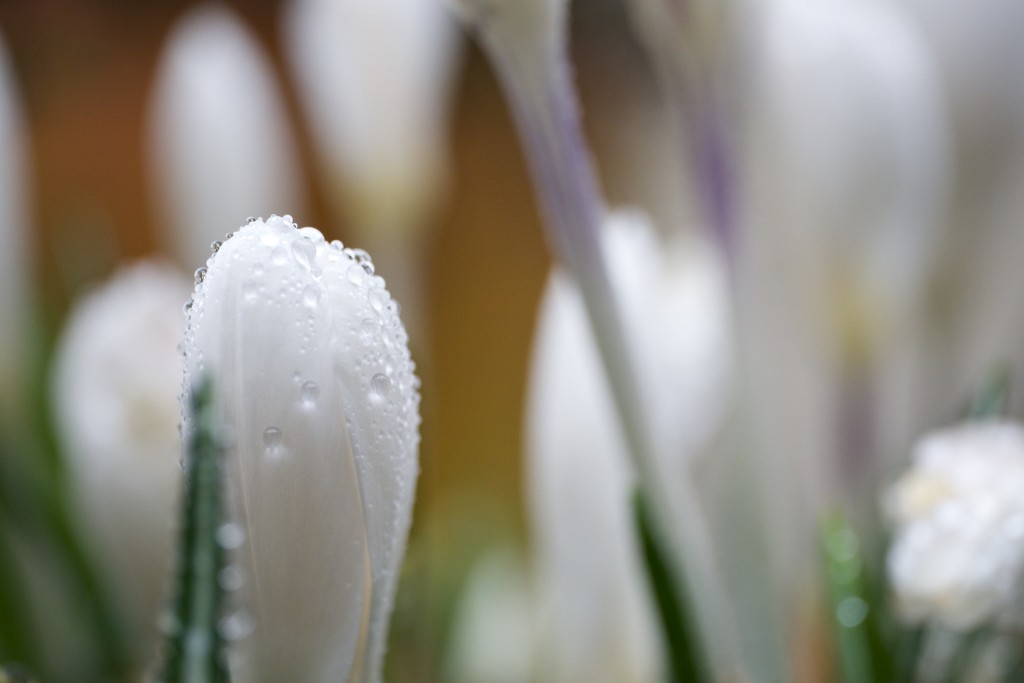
[470,9,742,679]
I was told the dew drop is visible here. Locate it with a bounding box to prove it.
[291,237,317,270]
[330,239,344,251]
[368,289,389,313]
[836,596,869,628]
[298,226,325,243]
[346,263,366,286]
[263,426,283,455]
[370,373,391,401]
[216,523,245,550]
[219,610,254,641]
[210,240,223,254]
[219,565,245,592]
[270,246,288,266]
[302,285,322,308]
[183,299,193,315]
[246,216,257,224]
[360,319,379,344]
[194,267,208,285]
[300,381,320,407]
[242,280,259,304]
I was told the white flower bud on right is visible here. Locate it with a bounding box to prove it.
[886,421,1024,630]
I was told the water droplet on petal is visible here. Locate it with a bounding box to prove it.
[216,523,245,550]
[300,381,320,408]
[368,289,389,313]
[219,565,245,592]
[360,319,379,344]
[298,226,324,243]
[346,263,366,286]
[370,373,391,402]
[242,280,259,304]
[194,267,208,285]
[263,427,283,457]
[291,238,317,270]
[211,240,223,254]
[302,285,322,308]
[270,246,288,266]
[219,610,254,641]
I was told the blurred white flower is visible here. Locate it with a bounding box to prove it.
[885,421,1024,630]
[901,0,1024,422]
[147,4,306,271]
[51,261,190,672]
[526,210,732,683]
[0,29,31,421]
[446,549,536,683]
[282,0,458,236]
[738,0,951,569]
[182,215,420,683]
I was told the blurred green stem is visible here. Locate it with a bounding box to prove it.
[160,377,229,683]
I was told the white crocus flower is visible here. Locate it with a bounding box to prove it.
[900,0,1024,422]
[182,215,420,683]
[738,0,951,562]
[885,421,1024,630]
[526,211,732,683]
[0,29,31,422]
[52,261,191,674]
[147,5,305,270]
[282,0,457,236]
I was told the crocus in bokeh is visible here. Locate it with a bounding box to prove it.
[886,421,1024,631]
[182,215,420,682]
[282,0,459,334]
[526,210,732,683]
[147,4,306,270]
[52,261,190,675]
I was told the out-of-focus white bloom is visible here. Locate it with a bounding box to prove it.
[282,0,458,236]
[52,261,191,672]
[182,215,420,683]
[446,549,536,683]
[738,0,951,575]
[0,29,31,420]
[147,5,305,270]
[885,421,1024,630]
[900,0,1024,421]
[526,210,732,683]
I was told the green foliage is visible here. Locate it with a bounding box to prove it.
[159,378,230,683]
[633,490,709,683]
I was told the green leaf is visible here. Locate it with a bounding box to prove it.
[966,365,1011,420]
[160,377,230,683]
[821,513,883,683]
[632,490,709,683]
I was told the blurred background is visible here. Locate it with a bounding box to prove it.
[0,1,679,681]
[2,0,1024,681]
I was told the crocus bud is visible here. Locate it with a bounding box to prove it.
[526,211,732,683]
[147,5,305,270]
[52,261,190,673]
[282,0,458,237]
[182,215,421,682]
[885,421,1024,630]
